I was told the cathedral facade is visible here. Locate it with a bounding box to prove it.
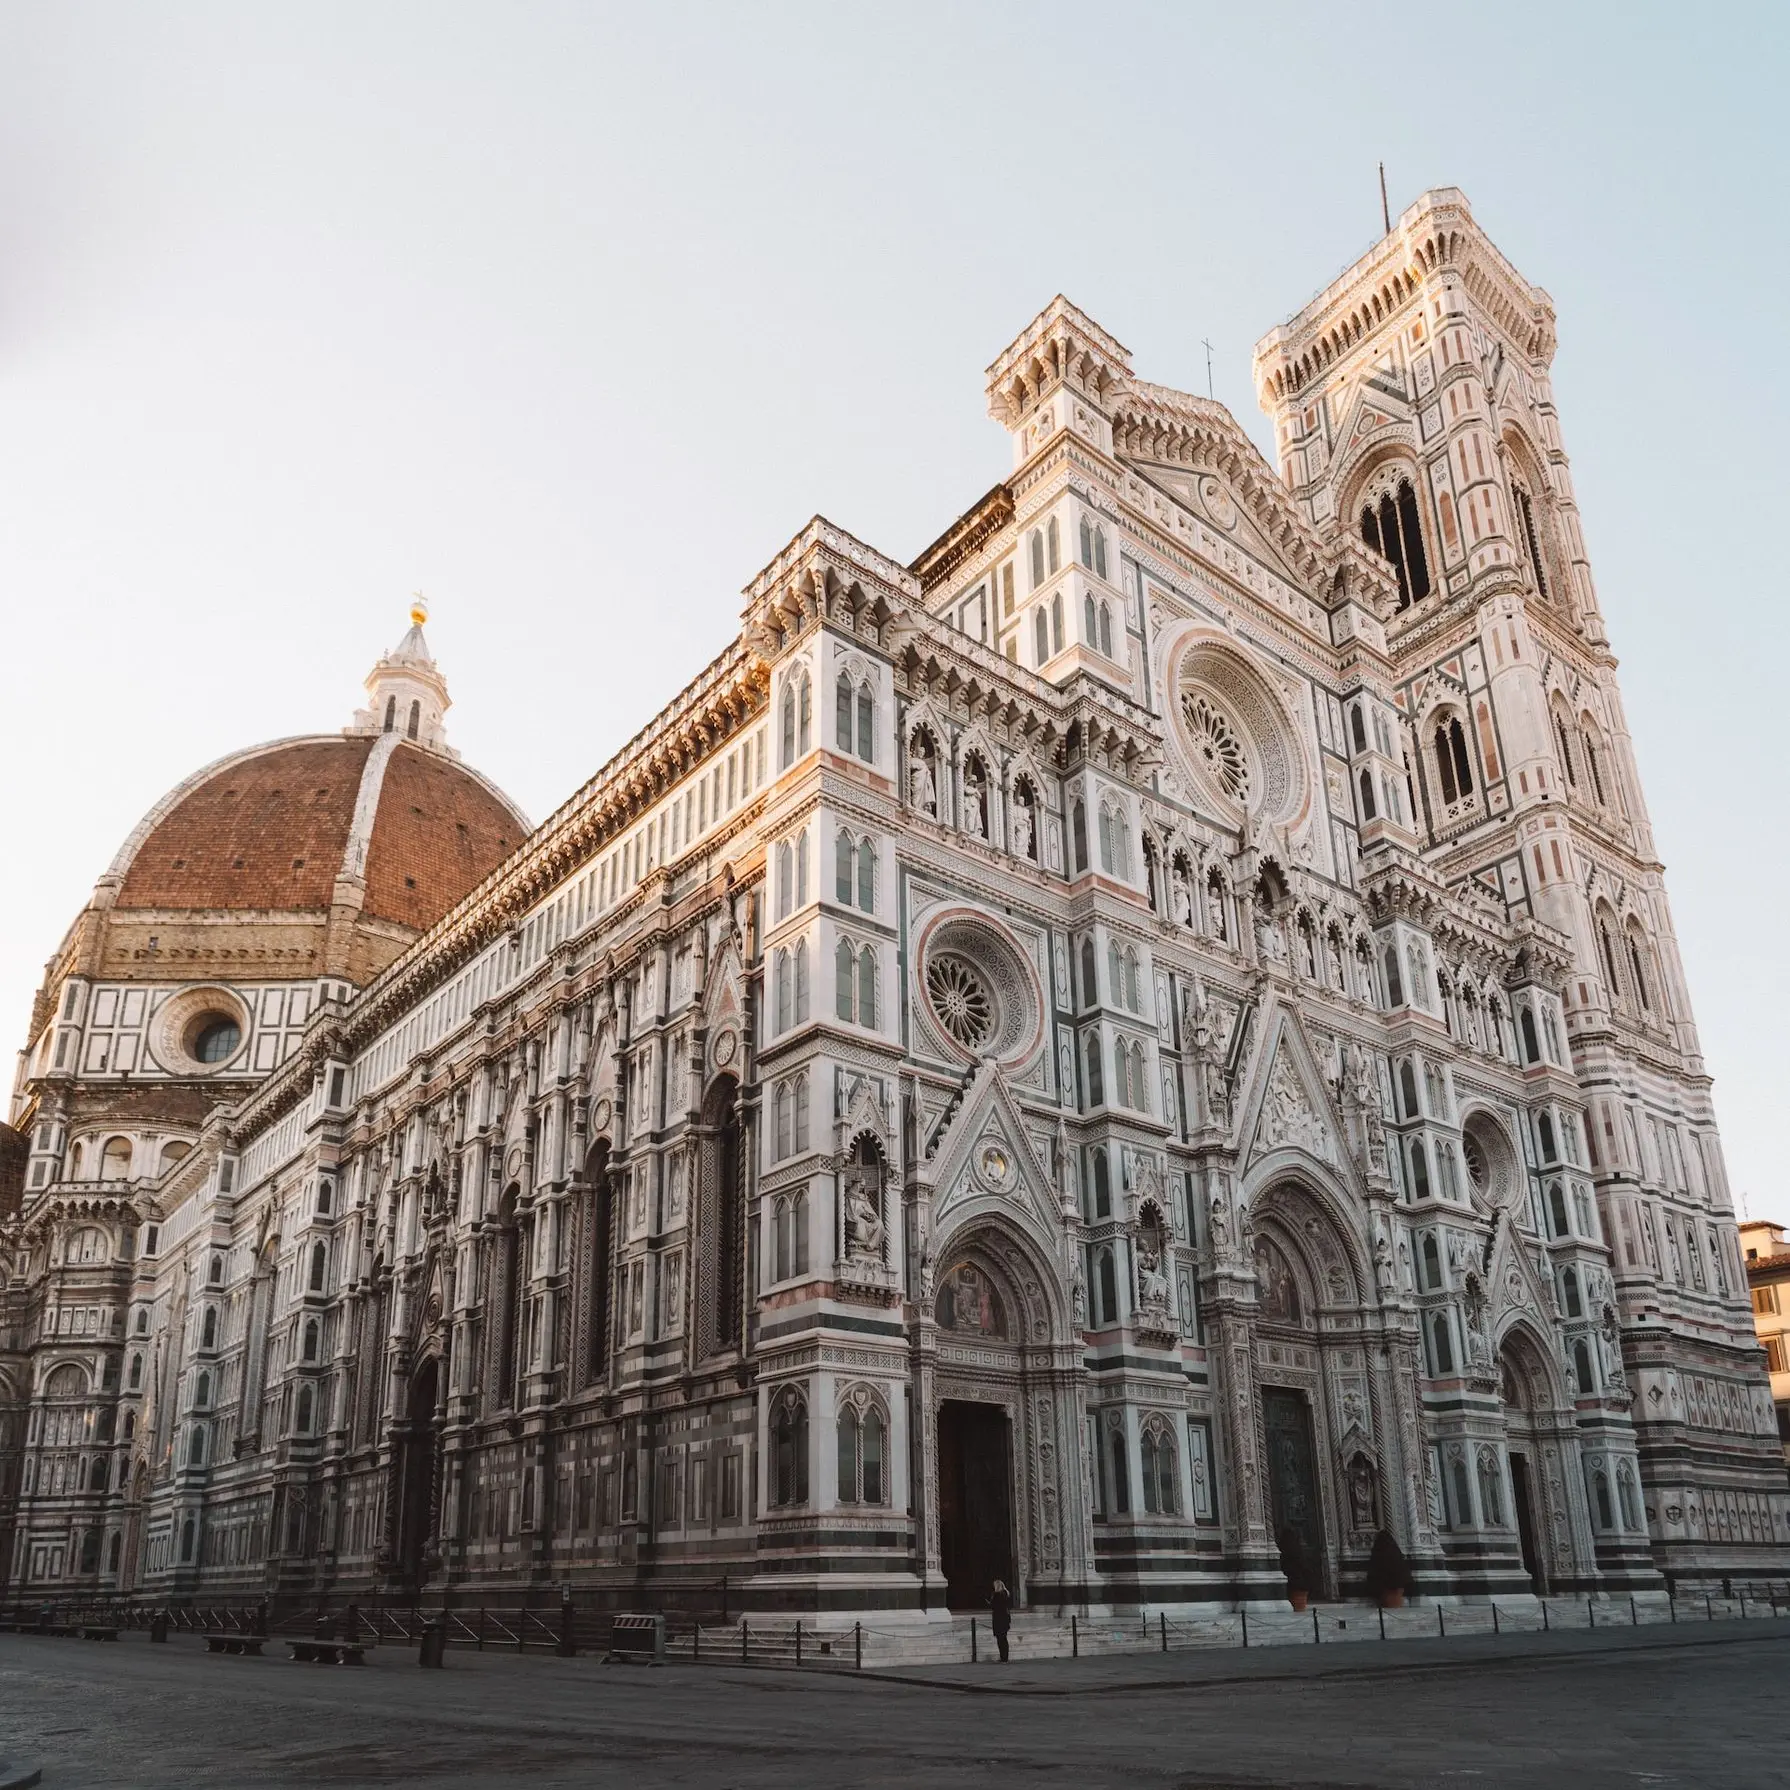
[4,188,1785,1614]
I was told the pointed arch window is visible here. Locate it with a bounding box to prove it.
[1140,1419,1179,1515]
[1046,515,1060,574]
[793,938,809,1025]
[383,695,396,733]
[856,838,875,912]
[774,949,792,1034]
[837,1400,886,1504]
[1434,715,1474,806]
[770,1388,809,1506]
[836,938,857,1023]
[1582,724,1607,806]
[1033,607,1049,664]
[1358,769,1377,822]
[1084,591,1098,646]
[1029,528,1045,589]
[1428,1307,1453,1374]
[1626,928,1652,1012]
[1598,918,1622,999]
[1051,590,1064,654]
[835,830,854,904]
[780,670,812,768]
[406,700,420,740]
[1516,485,1551,603]
[1083,1032,1105,1106]
[1360,477,1431,608]
[1555,713,1578,787]
[1409,1136,1432,1200]
[1079,936,1097,1007]
[1099,602,1113,658]
[772,1072,809,1161]
[1095,1244,1119,1325]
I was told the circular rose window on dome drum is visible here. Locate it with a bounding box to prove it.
[151,986,251,1075]
[187,1015,242,1065]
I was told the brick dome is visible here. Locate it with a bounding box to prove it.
[112,734,524,931]
[72,612,530,992]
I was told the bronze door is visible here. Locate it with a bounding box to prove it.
[937,1400,1015,1611]
[1263,1388,1324,1591]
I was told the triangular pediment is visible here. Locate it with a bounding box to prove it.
[924,1060,1062,1255]
[1487,1210,1558,1339]
[1237,1005,1347,1178]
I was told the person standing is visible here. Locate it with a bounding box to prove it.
[989,1579,1012,1663]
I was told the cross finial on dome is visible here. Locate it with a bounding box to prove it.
[410,592,429,628]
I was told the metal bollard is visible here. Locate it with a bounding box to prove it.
[1312,1606,1320,1644]
[795,1620,802,1667]
[855,1621,862,1671]
[1588,1596,1595,1630]
[1378,1603,1386,1641]
[742,1620,750,1664]
[1492,1602,1500,1635]
[1071,1614,1078,1658]
[1241,1602,1249,1648]
[1630,1595,1637,1626]
[1437,1603,1445,1637]
[971,1618,978,1664]
[1542,1599,1549,1632]
[1160,1612,1167,1653]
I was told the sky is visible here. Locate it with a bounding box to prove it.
[1,2,1785,1212]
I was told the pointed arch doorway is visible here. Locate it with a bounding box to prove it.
[395,1356,441,1586]
[937,1398,1014,1610]
[925,1223,1088,1613]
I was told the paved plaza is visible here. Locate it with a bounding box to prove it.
[2,1618,1787,1788]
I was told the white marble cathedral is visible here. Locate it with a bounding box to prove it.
[5,189,1786,1615]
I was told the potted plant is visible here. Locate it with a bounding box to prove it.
[1277,1527,1313,1612]
[1365,1529,1414,1609]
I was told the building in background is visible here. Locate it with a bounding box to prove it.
[1741,1221,1790,1476]
[3,189,1786,1613]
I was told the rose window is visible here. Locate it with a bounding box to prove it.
[1462,1131,1489,1194]
[926,954,995,1049]
[1181,692,1250,803]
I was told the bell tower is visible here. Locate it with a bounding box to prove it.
[1256,188,1777,1581]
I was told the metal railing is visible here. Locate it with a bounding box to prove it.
[5,1579,1788,1673]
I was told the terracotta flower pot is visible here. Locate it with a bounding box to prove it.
[1288,1589,1309,1612]
[1378,1588,1406,1610]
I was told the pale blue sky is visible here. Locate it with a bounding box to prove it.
[2,3,1784,1210]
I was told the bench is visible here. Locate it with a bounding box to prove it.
[78,1626,118,1642]
[203,1633,264,1656]
[286,1638,366,1665]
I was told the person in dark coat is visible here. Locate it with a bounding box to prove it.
[988,1579,1012,1662]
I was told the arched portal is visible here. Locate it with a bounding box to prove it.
[924,1220,1086,1611]
[1246,1177,1383,1600]
[1497,1324,1573,1594]
[395,1355,441,1586]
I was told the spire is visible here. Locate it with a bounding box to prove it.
[350,596,454,751]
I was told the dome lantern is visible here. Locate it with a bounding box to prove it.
[351,596,452,751]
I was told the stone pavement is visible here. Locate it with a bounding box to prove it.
[2,1618,1786,1789]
